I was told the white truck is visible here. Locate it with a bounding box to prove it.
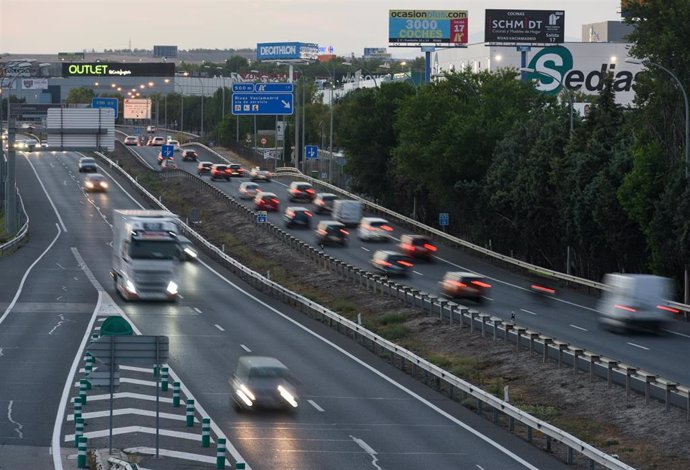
[111,210,181,301]
[332,200,363,227]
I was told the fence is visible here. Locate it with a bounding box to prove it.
[95,149,642,469]
[0,191,29,255]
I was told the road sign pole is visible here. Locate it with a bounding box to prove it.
[173,381,181,407]
[202,417,211,447]
[155,335,160,458]
[109,335,115,454]
[216,438,226,469]
[77,436,87,468]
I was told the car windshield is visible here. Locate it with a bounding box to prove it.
[369,221,387,228]
[412,238,431,246]
[81,159,95,164]
[248,367,290,379]
[128,240,179,259]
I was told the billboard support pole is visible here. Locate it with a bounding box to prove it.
[425,51,431,83]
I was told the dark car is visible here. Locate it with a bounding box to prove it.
[182,149,198,162]
[315,220,349,246]
[370,250,414,277]
[210,164,230,181]
[78,157,98,173]
[439,272,491,303]
[83,173,108,192]
[288,181,316,202]
[254,192,280,211]
[283,206,313,228]
[197,161,213,176]
[227,163,245,177]
[230,356,298,412]
[399,234,437,260]
[313,193,338,214]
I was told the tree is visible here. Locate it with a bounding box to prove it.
[65,87,95,104]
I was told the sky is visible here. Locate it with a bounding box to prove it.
[1,0,624,57]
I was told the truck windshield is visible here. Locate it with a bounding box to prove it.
[128,240,179,260]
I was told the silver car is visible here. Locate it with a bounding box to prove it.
[230,356,298,412]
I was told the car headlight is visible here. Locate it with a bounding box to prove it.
[277,385,298,408]
[236,384,255,406]
[183,247,198,258]
[100,182,108,188]
[85,181,94,188]
[125,279,137,294]
[166,281,178,295]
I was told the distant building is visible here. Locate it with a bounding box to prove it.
[363,47,391,60]
[582,21,633,43]
[153,45,178,58]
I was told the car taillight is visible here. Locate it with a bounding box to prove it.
[453,281,468,288]
[306,189,315,194]
[471,280,491,288]
[286,210,294,217]
[397,260,413,267]
[531,284,556,294]
[340,229,349,235]
[317,229,326,235]
[423,243,437,252]
[658,305,680,314]
[614,304,637,313]
[401,243,415,251]
[381,225,393,232]
[305,211,313,217]
[272,199,279,204]
[376,260,392,267]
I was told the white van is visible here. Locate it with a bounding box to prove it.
[597,273,675,332]
[332,200,363,227]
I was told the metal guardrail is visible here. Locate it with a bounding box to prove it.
[0,191,29,255]
[94,151,637,470]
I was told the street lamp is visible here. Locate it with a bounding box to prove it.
[520,67,574,135]
[626,57,689,179]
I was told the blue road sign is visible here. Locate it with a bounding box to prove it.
[133,127,141,135]
[439,212,450,227]
[255,83,294,93]
[161,145,174,158]
[232,93,294,116]
[256,211,268,223]
[232,83,254,93]
[305,145,318,160]
[92,97,118,116]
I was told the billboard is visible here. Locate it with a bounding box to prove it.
[124,99,152,119]
[62,62,175,77]
[485,10,564,44]
[21,78,49,90]
[389,10,468,47]
[621,0,647,18]
[256,42,319,61]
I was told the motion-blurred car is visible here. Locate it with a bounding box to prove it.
[239,181,261,200]
[149,136,165,146]
[439,272,491,303]
[254,192,280,211]
[249,167,272,182]
[83,173,108,192]
[146,125,157,133]
[227,163,245,177]
[177,235,198,261]
[210,164,230,181]
[313,193,337,214]
[230,356,298,412]
[370,250,413,277]
[78,157,98,173]
[283,206,313,228]
[197,161,213,176]
[358,217,393,241]
[182,149,198,162]
[597,273,676,332]
[123,135,140,146]
[288,181,316,202]
[166,139,181,151]
[315,220,349,246]
[399,234,437,260]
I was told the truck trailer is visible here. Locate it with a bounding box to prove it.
[111,209,181,301]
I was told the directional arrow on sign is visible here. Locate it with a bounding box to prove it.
[281,100,291,109]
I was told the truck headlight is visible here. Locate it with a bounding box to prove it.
[166,281,178,295]
[184,247,198,258]
[125,279,137,294]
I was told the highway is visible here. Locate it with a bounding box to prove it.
[120,132,690,386]
[0,147,569,468]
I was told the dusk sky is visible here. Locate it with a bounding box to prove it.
[1,0,623,57]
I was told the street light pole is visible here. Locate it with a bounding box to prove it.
[520,67,574,135]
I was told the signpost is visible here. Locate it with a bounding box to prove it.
[305,145,318,160]
[124,98,151,120]
[439,212,449,232]
[92,97,119,116]
[161,144,174,158]
[232,92,293,115]
[256,211,268,223]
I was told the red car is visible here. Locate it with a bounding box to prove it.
[210,164,230,181]
[254,192,280,211]
[288,181,316,202]
[227,163,245,177]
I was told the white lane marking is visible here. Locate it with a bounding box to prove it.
[75,391,173,404]
[0,348,3,357]
[214,324,225,332]
[196,257,540,470]
[483,296,493,301]
[240,344,252,352]
[413,271,423,276]
[0,223,62,327]
[24,156,68,232]
[307,400,324,412]
[350,435,382,470]
[119,365,152,373]
[569,324,588,332]
[361,247,370,252]
[56,263,65,270]
[662,329,690,339]
[476,466,485,470]
[520,308,537,316]
[627,342,650,351]
[7,401,24,439]
[48,313,73,335]
[193,307,203,314]
[67,408,190,423]
[65,427,206,443]
[123,447,228,466]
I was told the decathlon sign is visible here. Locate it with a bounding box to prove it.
[256,42,319,61]
[524,45,642,103]
[485,9,564,44]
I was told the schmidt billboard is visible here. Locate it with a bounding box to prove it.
[256,42,319,61]
[485,9,564,45]
[62,62,175,77]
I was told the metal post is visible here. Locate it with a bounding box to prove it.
[77,436,87,468]
[75,417,84,448]
[5,116,17,236]
[109,336,115,454]
[202,417,211,447]
[155,336,160,458]
[301,75,306,174]
[186,399,195,427]
[221,78,226,119]
[161,366,169,391]
[173,381,181,407]
[216,437,226,469]
[164,94,167,128]
[180,94,184,131]
[328,72,334,182]
[294,75,300,169]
